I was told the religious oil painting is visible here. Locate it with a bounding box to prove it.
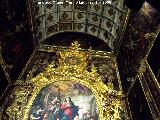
[29,81,99,120]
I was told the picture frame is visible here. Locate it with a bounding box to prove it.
[5,42,124,120]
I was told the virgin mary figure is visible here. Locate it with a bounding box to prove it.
[60,97,79,120]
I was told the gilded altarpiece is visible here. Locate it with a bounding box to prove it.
[2,42,128,120]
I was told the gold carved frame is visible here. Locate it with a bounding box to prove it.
[6,41,123,120]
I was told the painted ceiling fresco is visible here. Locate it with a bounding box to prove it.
[0,0,34,82]
[32,0,128,49]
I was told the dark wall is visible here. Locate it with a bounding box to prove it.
[128,80,154,120]
[148,33,160,80]
[0,66,8,97]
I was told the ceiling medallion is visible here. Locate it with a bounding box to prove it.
[47,25,57,33]
[108,8,114,16]
[92,16,98,22]
[106,21,112,28]
[47,14,53,21]
[94,4,101,12]
[62,0,69,8]
[91,26,97,33]
[5,42,124,120]
[77,12,84,19]
[104,31,109,39]
[75,23,83,30]
[61,12,69,20]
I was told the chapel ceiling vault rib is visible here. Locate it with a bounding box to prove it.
[29,0,129,50]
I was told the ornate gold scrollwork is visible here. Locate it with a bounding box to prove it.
[5,41,124,120]
[5,83,33,120]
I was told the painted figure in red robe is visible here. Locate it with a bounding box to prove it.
[61,97,79,120]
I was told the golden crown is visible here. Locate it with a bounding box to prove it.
[59,41,92,68]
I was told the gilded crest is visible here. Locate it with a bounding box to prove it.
[5,42,124,120]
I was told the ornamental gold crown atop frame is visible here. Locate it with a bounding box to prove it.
[59,41,92,68]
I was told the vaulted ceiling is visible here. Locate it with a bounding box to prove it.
[0,0,160,92]
[32,0,129,49]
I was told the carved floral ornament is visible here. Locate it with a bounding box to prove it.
[5,41,124,120]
